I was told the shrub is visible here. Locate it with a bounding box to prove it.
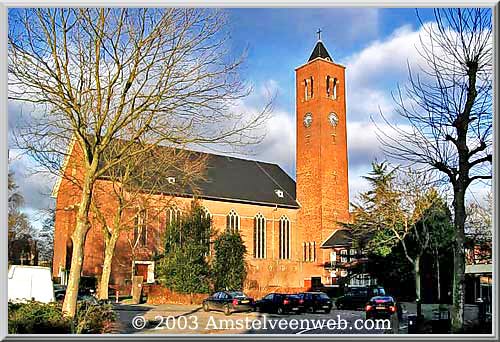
[75,301,116,334]
[8,301,70,334]
[8,300,116,334]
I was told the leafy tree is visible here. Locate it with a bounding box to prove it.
[156,202,211,294]
[211,230,247,291]
[348,161,453,302]
[423,192,454,302]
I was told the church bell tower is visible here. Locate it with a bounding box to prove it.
[296,35,350,261]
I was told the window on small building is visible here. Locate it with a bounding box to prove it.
[253,213,266,259]
[279,216,291,259]
[226,209,240,233]
[326,76,331,97]
[134,209,147,247]
[340,249,348,263]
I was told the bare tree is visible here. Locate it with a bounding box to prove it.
[376,9,492,331]
[8,8,271,317]
[91,144,207,300]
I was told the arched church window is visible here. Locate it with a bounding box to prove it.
[166,206,182,227]
[326,76,331,97]
[134,209,147,247]
[226,209,240,233]
[253,213,266,259]
[201,207,211,221]
[279,216,291,259]
[310,76,314,98]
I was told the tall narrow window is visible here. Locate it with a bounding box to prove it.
[333,78,338,100]
[304,79,308,101]
[310,76,314,98]
[303,242,307,261]
[253,213,266,259]
[279,216,291,259]
[226,209,239,233]
[326,76,331,96]
[134,209,147,247]
[201,207,212,256]
[166,206,181,227]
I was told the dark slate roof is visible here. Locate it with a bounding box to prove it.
[99,141,299,208]
[308,40,333,62]
[190,152,298,208]
[321,229,352,248]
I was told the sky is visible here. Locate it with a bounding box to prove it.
[8,8,492,230]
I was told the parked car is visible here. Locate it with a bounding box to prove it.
[8,265,55,303]
[202,291,254,316]
[54,285,99,305]
[255,293,302,315]
[298,292,333,313]
[335,286,386,310]
[365,296,397,319]
[54,284,67,301]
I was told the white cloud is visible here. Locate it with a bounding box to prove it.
[344,25,423,89]
[8,149,56,215]
[252,110,296,176]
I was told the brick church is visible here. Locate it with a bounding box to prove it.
[52,38,369,291]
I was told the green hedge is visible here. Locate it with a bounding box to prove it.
[8,300,116,334]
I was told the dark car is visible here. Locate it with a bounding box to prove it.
[365,296,397,319]
[335,286,386,310]
[54,284,67,302]
[202,291,254,316]
[54,285,99,305]
[255,293,302,315]
[298,292,333,313]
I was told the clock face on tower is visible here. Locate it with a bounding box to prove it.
[303,112,313,128]
[328,112,339,127]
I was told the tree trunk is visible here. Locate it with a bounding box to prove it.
[451,187,467,333]
[61,171,96,318]
[98,229,120,300]
[415,254,421,302]
[435,249,441,303]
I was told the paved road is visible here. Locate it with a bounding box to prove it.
[114,303,401,335]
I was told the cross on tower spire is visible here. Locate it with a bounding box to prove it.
[316,28,322,41]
